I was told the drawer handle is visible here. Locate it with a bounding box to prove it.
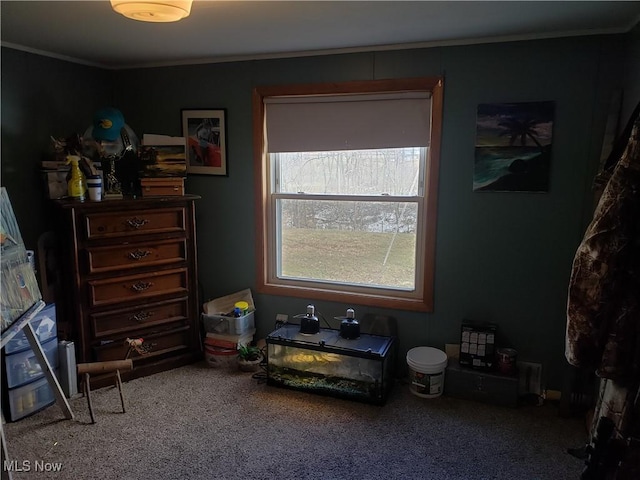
[129,311,153,322]
[130,281,153,292]
[126,218,149,229]
[128,249,151,261]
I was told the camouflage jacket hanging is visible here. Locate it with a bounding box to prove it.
[566,115,640,383]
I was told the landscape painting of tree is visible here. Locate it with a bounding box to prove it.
[473,101,555,192]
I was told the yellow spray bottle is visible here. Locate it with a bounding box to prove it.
[66,155,87,201]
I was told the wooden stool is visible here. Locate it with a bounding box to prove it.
[77,360,133,424]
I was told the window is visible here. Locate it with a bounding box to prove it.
[253,78,443,312]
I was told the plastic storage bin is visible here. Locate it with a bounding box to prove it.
[7,372,58,421]
[5,336,59,388]
[202,311,255,335]
[4,303,57,354]
[202,288,256,335]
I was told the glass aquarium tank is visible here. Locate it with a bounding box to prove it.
[266,324,396,404]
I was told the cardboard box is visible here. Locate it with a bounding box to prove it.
[141,177,185,196]
[43,170,68,199]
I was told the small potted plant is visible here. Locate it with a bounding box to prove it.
[237,343,263,372]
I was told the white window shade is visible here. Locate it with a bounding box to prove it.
[265,92,431,153]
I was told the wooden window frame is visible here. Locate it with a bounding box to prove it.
[252,77,443,312]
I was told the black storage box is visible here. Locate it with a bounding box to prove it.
[444,358,519,407]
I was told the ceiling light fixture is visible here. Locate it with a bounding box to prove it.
[110,0,193,23]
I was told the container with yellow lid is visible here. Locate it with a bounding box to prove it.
[234,301,250,316]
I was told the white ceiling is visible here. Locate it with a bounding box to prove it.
[2,1,640,69]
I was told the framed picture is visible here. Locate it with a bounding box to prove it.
[473,101,554,192]
[181,109,228,176]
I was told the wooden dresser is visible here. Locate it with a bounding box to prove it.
[53,195,201,386]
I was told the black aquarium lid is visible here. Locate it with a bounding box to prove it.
[266,324,393,357]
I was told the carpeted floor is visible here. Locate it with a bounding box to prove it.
[3,361,586,479]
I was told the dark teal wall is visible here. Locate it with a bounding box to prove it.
[0,47,113,249]
[112,35,626,389]
[2,32,634,390]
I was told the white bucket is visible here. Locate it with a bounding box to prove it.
[406,346,448,398]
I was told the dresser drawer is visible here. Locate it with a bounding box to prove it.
[90,297,189,338]
[83,207,186,240]
[93,326,191,362]
[87,268,188,308]
[86,238,187,274]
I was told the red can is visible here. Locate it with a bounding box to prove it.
[497,348,517,375]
